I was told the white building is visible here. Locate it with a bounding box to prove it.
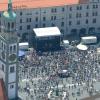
[0,0,100,42]
[81,36,97,44]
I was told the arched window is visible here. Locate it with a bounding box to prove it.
[13,45,16,51]
[4,44,6,50]
[2,42,3,48]
[8,22,10,29]
[71,29,77,34]
[2,64,4,72]
[10,46,12,53]
[12,22,14,28]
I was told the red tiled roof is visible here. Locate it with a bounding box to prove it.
[0,79,7,100]
[79,0,89,3]
[0,0,89,11]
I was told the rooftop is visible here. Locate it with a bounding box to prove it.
[19,42,29,46]
[81,36,97,40]
[3,11,16,20]
[33,27,61,37]
[0,0,89,11]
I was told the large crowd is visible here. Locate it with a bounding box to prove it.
[18,44,100,100]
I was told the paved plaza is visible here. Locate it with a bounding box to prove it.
[18,42,100,100]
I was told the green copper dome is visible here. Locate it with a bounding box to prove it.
[2,0,16,20]
[3,11,16,20]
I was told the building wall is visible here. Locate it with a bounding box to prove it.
[0,2,100,41]
[8,83,16,99]
[67,3,100,34]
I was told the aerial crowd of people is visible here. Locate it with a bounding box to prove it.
[18,44,100,100]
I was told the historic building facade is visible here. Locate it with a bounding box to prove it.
[0,0,100,41]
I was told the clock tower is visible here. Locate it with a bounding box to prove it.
[0,0,18,99]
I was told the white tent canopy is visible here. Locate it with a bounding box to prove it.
[19,42,29,50]
[63,40,69,44]
[19,42,29,46]
[81,36,96,40]
[33,27,61,37]
[63,40,69,47]
[76,43,88,51]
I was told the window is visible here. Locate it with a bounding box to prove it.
[77,6,79,10]
[26,18,28,22]
[86,19,88,24]
[8,22,10,29]
[13,45,16,51]
[86,12,89,17]
[2,42,3,48]
[61,22,64,27]
[55,8,57,12]
[4,44,6,50]
[51,8,57,13]
[2,64,4,72]
[12,23,14,28]
[51,16,53,20]
[10,84,14,89]
[0,13,1,17]
[69,21,72,26]
[96,5,98,8]
[26,18,31,22]
[27,25,31,30]
[95,12,98,16]
[51,8,54,13]
[51,16,56,20]
[79,13,81,18]
[43,23,46,27]
[54,16,56,20]
[92,12,98,16]
[80,6,82,10]
[61,29,64,34]
[35,17,38,22]
[20,12,22,16]
[92,18,96,23]
[10,46,12,53]
[20,19,22,23]
[93,5,95,9]
[0,20,2,32]
[77,6,82,10]
[76,13,81,18]
[19,26,22,30]
[69,14,72,19]
[62,7,65,12]
[93,4,98,9]
[86,5,89,9]
[43,11,46,14]
[43,17,46,21]
[10,66,15,73]
[35,24,38,28]
[77,20,80,25]
[29,18,31,22]
[69,7,72,11]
